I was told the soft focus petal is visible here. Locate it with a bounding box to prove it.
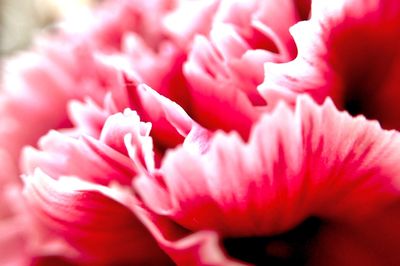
[0,217,33,266]
[163,0,220,46]
[0,41,124,187]
[58,0,175,51]
[0,183,74,266]
[0,149,19,217]
[22,109,153,186]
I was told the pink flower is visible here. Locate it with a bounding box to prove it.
[1,0,400,265]
[134,96,400,265]
[260,0,400,130]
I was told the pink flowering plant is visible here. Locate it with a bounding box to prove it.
[1,0,400,265]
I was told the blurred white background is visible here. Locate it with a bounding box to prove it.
[0,0,100,56]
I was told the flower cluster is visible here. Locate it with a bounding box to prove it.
[1,0,400,265]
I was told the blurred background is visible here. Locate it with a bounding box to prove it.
[0,0,100,56]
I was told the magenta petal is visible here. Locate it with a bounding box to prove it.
[24,170,172,265]
[258,20,335,109]
[135,96,400,264]
[294,0,311,20]
[0,217,33,266]
[213,0,299,58]
[184,35,260,139]
[0,183,77,266]
[22,108,156,186]
[163,0,219,47]
[22,129,136,186]
[260,0,400,130]
[116,81,186,149]
[99,109,152,156]
[136,84,194,137]
[0,40,127,190]
[67,99,109,139]
[181,0,308,138]
[132,205,244,266]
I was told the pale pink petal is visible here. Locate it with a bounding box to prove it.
[119,35,192,110]
[258,20,335,109]
[58,0,175,51]
[22,131,133,186]
[99,109,152,156]
[0,41,126,189]
[213,0,302,58]
[67,99,110,139]
[163,0,220,46]
[22,109,154,186]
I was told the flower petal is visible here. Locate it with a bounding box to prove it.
[22,109,145,186]
[260,0,400,129]
[24,169,172,265]
[183,34,260,139]
[135,96,400,264]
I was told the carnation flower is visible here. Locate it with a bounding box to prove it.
[1,0,400,265]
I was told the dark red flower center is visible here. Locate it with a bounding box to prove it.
[328,16,400,129]
[222,217,322,266]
